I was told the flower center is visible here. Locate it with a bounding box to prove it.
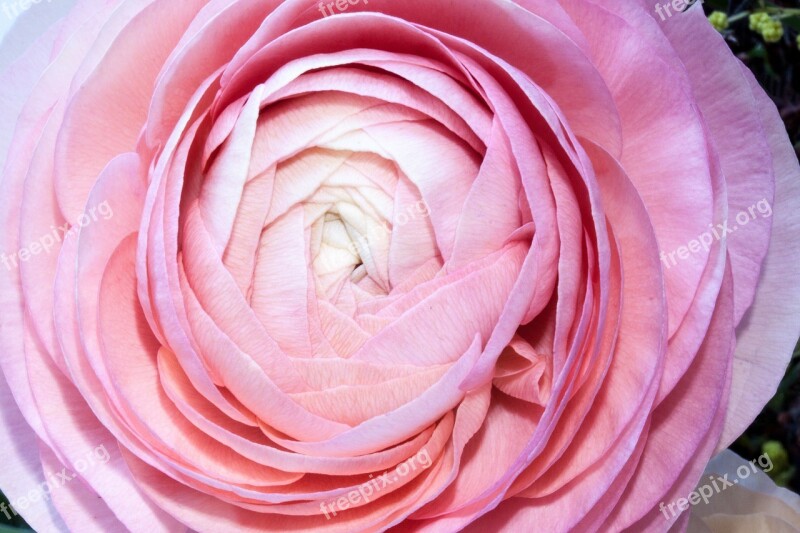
[311,203,392,298]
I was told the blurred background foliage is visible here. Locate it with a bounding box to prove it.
[1,0,800,529]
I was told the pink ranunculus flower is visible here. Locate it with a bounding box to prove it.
[0,0,798,531]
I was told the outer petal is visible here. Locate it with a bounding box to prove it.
[719,68,800,448]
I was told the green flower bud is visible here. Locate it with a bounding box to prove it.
[762,441,790,476]
[708,11,729,32]
[762,19,784,43]
[749,12,771,32]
